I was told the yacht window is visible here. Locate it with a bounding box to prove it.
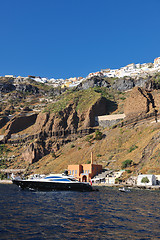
[68,178,77,182]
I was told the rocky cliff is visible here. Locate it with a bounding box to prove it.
[1,89,112,163]
[0,74,160,175]
[77,75,160,92]
[124,87,157,119]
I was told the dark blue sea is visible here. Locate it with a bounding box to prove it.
[0,184,160,240]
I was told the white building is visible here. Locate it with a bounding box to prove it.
[155,175,160,185]
[34,77,48,83]
[154,57,160,68]
[105,170,125,184]
[5,75,14,78]
[113,170,125,178]
[106,69,117,78]
[137,174,156,186]
[105,176,115,184]
[99,58,160,79]
[125,63,136,71]
[125,176,137,185]
[136,63,141,69]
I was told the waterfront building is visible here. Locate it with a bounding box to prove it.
[125,176,137,186]
[68,152,102,182]
[155,175,160,185]
[91,169,126,184]
[137,174,156,186]
[105,176,115,184]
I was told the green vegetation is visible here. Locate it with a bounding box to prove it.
[108,155,113,161]
[85,135,93,142]
[120,97,126,100]
[0,144,11,155]
[95,130,103,140]
[97,154,102,157]
[51,152,56,159]
[28,78,54,92]
[153,73,160,84]
[0,158,7,169]
[43,86,123,115]
[126,169,132,173]
[44,88,101,114]
[141,177,149,183]
[71,144,75,148]
[128,145,138,153]
[93,87,115,100]
[121,159,132,169]
[0,173,6,180]
[0,145,12,169]
[115,177,122,184]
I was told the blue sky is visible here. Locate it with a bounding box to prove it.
[0,0,160,79]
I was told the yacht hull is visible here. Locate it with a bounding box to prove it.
[12,179,93,192]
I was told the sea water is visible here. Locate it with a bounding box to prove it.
[0,184,160,240]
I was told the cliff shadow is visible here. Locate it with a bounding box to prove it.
[105,99,118,114]
[0,117,9,129]
[7,114,38,135]
[90,98,118,127]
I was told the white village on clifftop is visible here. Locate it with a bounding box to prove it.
[3,57,160,89]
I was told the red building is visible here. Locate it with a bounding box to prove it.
[68,152,102,182]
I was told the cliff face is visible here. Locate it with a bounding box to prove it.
[2,95,110,163]
[32,96,109,135]
[22,141,48,164]
[1,75,160,173]
[77,75,160,92]
[124,87,157,119]
[1,74,159,97]
[5,114,38,136]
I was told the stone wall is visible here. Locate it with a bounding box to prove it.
[95,114,125,128]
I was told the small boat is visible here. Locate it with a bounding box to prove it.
[11,171,93,192]
[119,187,131,192]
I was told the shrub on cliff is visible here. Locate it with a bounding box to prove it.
[128,145,138,152]
[51,152,56,159]
[85,135,93,142]
[121,159,132,169]
[95,130,103,140]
